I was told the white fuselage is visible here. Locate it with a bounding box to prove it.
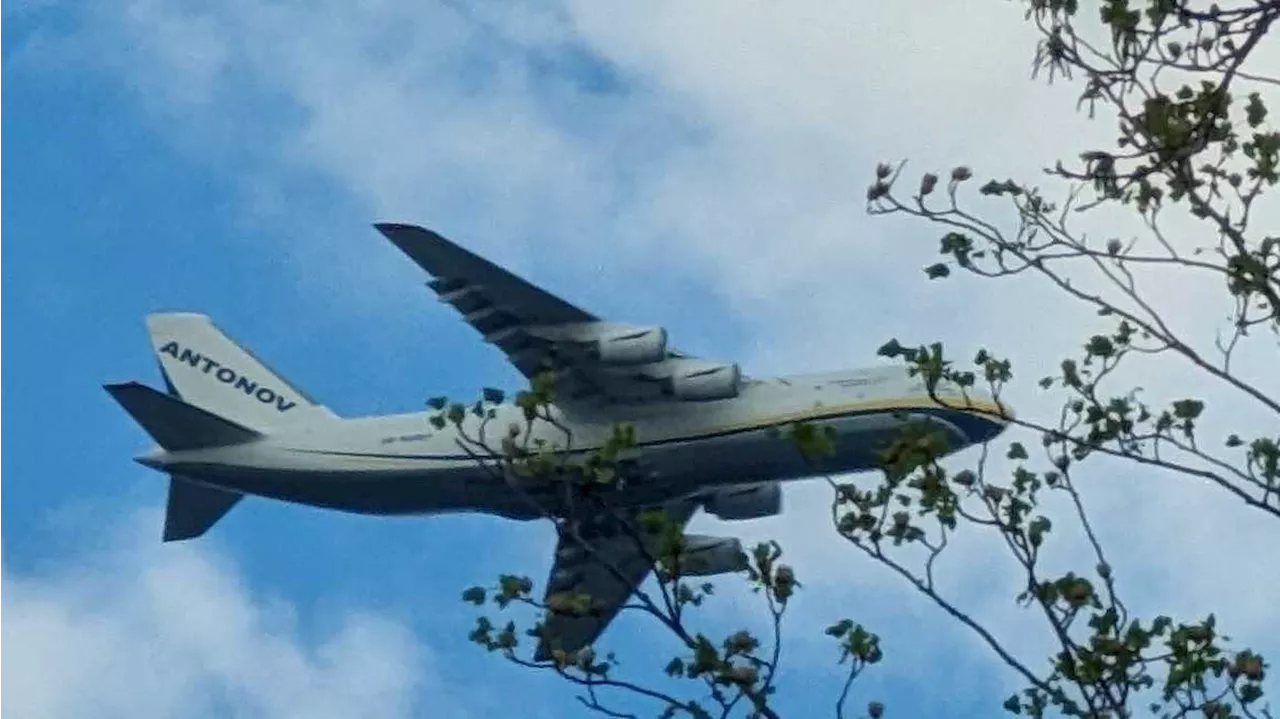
[140,367,1006,521]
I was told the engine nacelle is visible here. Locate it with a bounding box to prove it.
[678,534,749,576]
[595,325,668,365]
[705,483,783,521]
[671,363,742,401]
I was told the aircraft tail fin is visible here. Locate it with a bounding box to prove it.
[104,381,262,451]
[145,312,335,431]
[164,475,243,542]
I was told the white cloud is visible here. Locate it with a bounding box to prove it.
[1,511,437,719]
[35,0,1280,710]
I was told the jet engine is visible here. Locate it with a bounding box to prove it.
[678,534,749,576]
[594,324,668,365]
[670,362,742,401]
[705,483,782,520]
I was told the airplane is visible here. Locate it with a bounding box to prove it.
[105,223,1011,660]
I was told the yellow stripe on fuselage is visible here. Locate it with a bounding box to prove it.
[654,395,1009,444]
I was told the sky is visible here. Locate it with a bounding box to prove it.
[3,1,1278,717]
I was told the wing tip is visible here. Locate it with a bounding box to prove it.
[373,222,426,236]
[103,380,146,396]
[162,524,203,542]
[374,222,482,270]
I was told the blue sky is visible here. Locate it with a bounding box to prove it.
[5,2,1278,717]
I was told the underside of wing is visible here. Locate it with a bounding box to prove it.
[535,531,654,662]
[534,502,701,662]
[374,223,746,407]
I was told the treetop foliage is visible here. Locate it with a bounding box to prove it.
[440,1,1277,717]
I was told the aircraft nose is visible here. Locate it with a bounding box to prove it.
[951,398,1013,446]
[982,415,1011,443]
[980,402,1014,443]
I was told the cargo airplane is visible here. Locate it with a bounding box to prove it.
[106,223,1010,659]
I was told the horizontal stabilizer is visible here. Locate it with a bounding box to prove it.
[164,475,243,542]
[104,381,261,451]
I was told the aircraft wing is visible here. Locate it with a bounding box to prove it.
[534,502,698,662]
[374,224,742,406]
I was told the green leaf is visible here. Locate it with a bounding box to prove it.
[940,232,972,255]
[447,403,467,425]
[461,586,486,605]
[1027,516,1051,548]
[924,262,951,279]
[1240,682,1263,703]
[1007,442,1029,460]
[1172,398,1204,420]
[1003,694,1022,714]
[825,619,854,638]
[790,421,836,458]
[1245,92,1268,128]
[427,396,448,410]
[482,387,505,405]
[1085,335,1115,358]
[877,338,905,358]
